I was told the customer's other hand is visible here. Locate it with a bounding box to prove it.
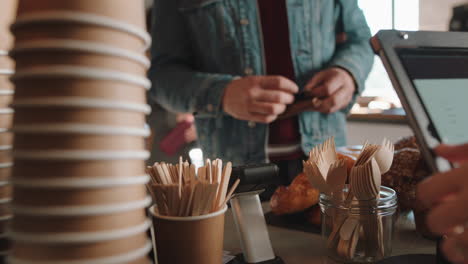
[222,76,298,123]
[417,144,468,263]
[304,67,356,114]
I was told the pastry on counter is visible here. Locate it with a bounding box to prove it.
[270,172,320,215]
[382,136,431,211]
[270,153,356,216]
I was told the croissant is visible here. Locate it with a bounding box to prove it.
[270,153,356,216]
[270,172,319,215]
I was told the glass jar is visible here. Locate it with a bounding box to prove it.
[319,186,398,263]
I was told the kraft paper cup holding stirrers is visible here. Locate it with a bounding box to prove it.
[11,40,150,75]
[12,66,150,104]
[147,158,240,264]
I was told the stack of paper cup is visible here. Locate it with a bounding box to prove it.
[0,0,18,259]
[8,1,153,263]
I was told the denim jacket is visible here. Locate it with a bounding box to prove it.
[148,0,374,165]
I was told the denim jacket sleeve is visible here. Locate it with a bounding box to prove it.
[328,0,374,109]
[148,0,236,117]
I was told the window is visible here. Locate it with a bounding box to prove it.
[358,0,420,107]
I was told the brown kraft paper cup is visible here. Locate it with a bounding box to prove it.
[0,112,13,130]
[0,149,12,164]
[17,0,146,29]
[13,108,146,127]
[0,184,12,200]
[13,47,148,75]
[0,56,14,70]
[0,0,18,50]
[12,208,147,233]
[151,205,227,264]
[13,184,147,206]
[13,159,146,179]
[0,165,12,181]
[14,134,145,151]
[14,78,146,104]
[12,232,148,261]
[13,22,148,53]
[0,94,13,108]
[0,76,14,91]
[0,132,13,146]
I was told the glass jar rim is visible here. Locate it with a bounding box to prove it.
[320,185,398,211]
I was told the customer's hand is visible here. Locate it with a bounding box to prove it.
[222,76,298,123]
[417,144,468,263]
[304,67,356,114]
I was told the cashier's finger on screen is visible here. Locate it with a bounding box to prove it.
[425,189,468,235]
[435,144,468,163]
[417,166,467,208]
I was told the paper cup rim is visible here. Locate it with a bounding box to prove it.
[12,66,151,89]
[13,150,150,161]
[0,145,12,151]
[13,124,150,137]
[0,90,14,96]
[0,163,13,169]
[9,219,151,244]
[12,39,150,68]
[0,215,12,221]
[150,205,228,221]
[7,240,152,264]
[12,196,152,216]
[12,11,151,51]
[0,69,14,75]
[13,98,151,114]
[13,174,150,189]
[0,198,12,204]
[0,108,13,114]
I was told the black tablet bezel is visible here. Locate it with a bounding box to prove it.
[371,30,468,173]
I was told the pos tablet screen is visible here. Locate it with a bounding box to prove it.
[372,30,468,172]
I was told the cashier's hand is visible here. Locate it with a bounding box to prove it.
[222,76,298,123]
[417,144,468,263]
[304,67,356,114]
